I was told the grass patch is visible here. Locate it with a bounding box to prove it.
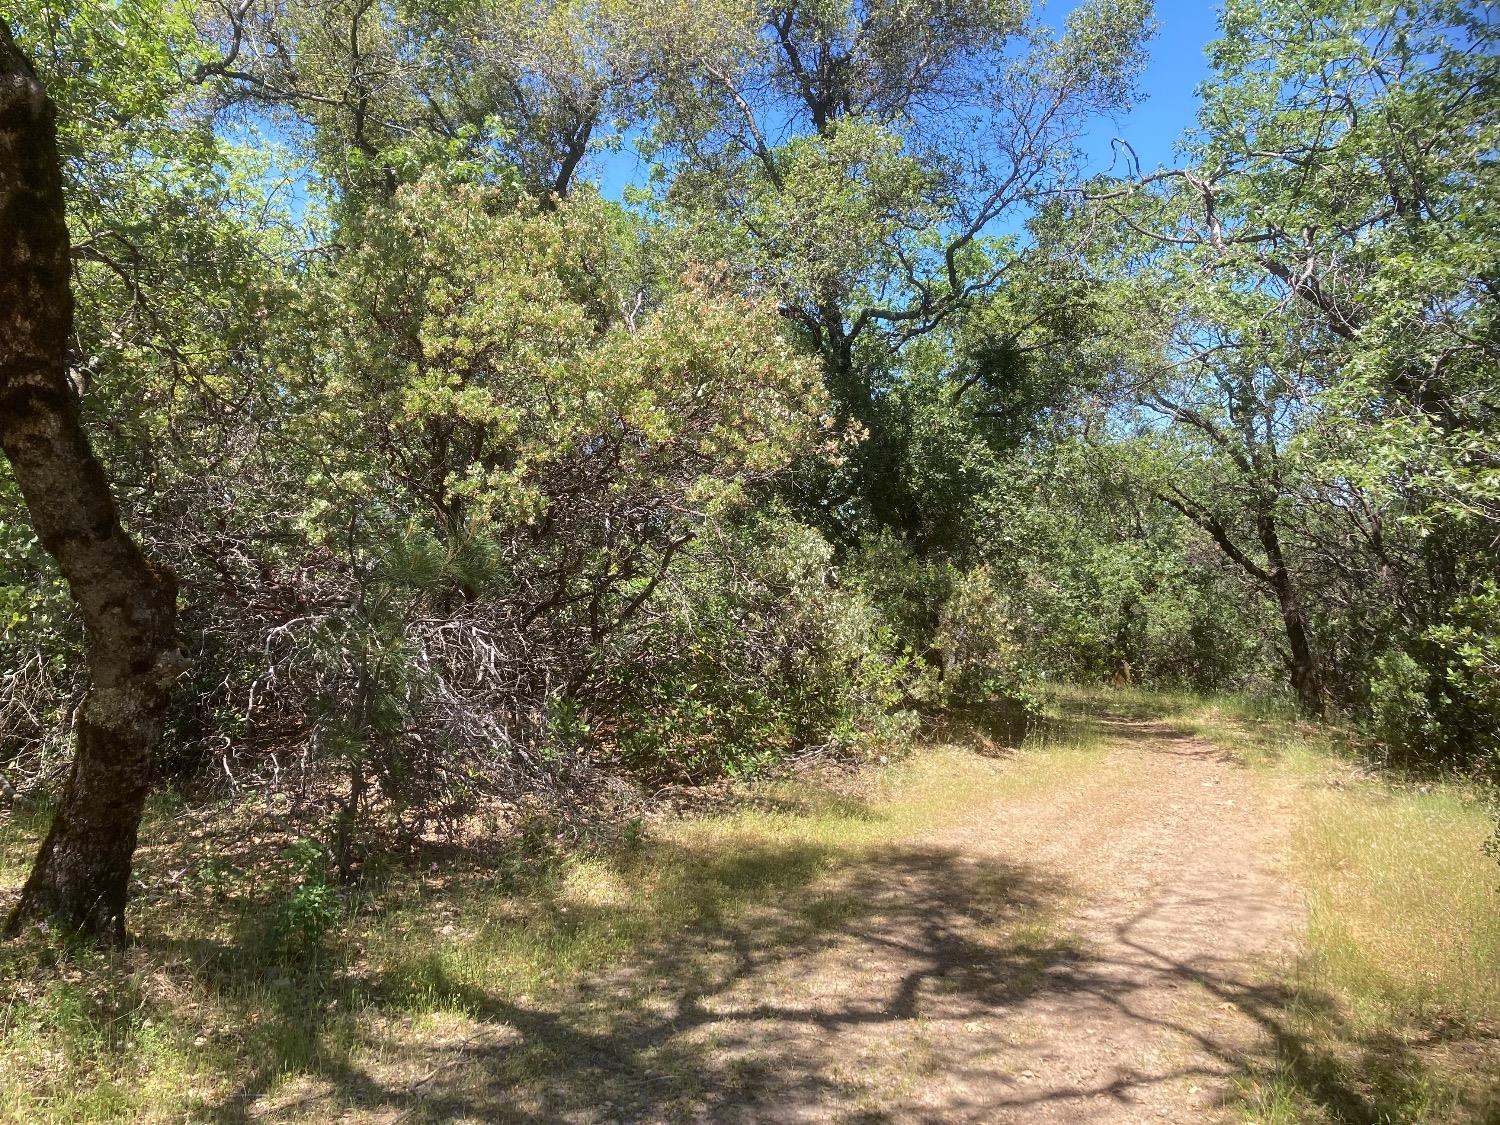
[1237,769,1500,1124]
[30,687,1484,1122]
[0,727,1101,1123]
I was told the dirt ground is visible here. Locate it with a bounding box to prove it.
[256,714,1301,1124]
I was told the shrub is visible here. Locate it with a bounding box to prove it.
[601,513,916,782]
[849,535,1037,719]
[1366,585,1500,773]
[265,839,339,962]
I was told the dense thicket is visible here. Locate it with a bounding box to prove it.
[1,0,1494,940]
[1085,0,1499,759]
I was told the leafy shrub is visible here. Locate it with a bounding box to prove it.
[1366,648,1440,766]
[1425,583,1500,772]
[933,565,1028,706]
[1366,585,1500,773]
[0,483,83,794]
[47,173,835,838]
[602,513,916,782]
[850,535,1037,718]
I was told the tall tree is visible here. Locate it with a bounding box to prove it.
[1120,305,1334,714]
[659,0,1153,547]
[1,21,185,943]
[1088,0,1498,735]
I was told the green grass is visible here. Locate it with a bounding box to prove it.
[0,725,1104,1124]
[1240,766,1500,1125]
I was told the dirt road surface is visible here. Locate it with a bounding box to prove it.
[257,715,1301,1124]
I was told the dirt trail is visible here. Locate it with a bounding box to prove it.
[285,716,1301,1124]
[908,717,1301,1123]
[659,716,1302,1124]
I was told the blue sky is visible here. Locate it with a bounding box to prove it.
[1066,0,1223,173]
[249,0,1226,216]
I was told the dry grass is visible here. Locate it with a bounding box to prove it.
[1236,761,1500,1124]
[8,689,1492,1123]
[1295,778,1498,1032]
[0,718,1104,1124]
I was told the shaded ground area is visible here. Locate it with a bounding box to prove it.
[232,713,1311,1123]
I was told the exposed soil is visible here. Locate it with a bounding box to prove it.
[904,717,1301,1123]
[251,714,1301,1124]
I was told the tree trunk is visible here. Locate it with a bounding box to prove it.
[1263,561,1323,716]
[1255,505,1324,717]
[1153,484,1326,715]
[1,22,185,944]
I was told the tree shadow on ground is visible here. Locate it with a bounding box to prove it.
[1082,896,1395,1124]
[109,701,1489,1124]
[158,838,1071,1123]
[385,847,1074,1124]
[1110,719,1246,765]
[1031,702,1240,763]
[159,839,1452,1124]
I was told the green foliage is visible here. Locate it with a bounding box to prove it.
[849,535,1041,738]
[1371,582,1500,771]
[265,840,339,962]
[0,0,1161,821]
[296,173,823,539]
[1365,650,1438,764]
[262,170,831,813]
[606,513,916,781]
[0,493,78,777]
[978,441,1271,693]
[1079,0,1499,760]
[660,0,1153,550]
[1,0,1495,963]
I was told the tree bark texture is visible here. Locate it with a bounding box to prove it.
[1,22,185,944]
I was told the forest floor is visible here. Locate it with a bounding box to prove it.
[2,692,1496,1123]
[406,708,1301,1124]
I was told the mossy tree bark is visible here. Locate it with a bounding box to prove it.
[1,21,185,945]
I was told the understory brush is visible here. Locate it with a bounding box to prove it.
[600,513,919,783]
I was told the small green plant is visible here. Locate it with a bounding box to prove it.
[621,815,647,852]
[266,839,339,961]
[607,511,917,782]
[190,857,242,900]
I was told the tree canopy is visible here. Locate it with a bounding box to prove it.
[1,0,1495,942]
